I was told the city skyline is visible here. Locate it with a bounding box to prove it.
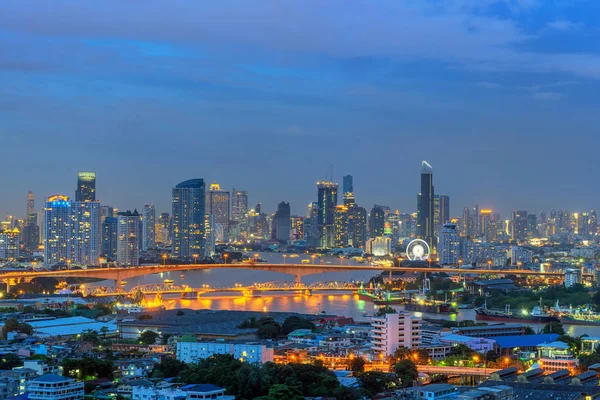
[2,1,600,219]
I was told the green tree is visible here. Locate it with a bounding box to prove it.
[80,329,100,345]
[139,330,159,345]
[375,306,396,317]
[347,357,366,373]
[524,326,536,335]
[152,358,187,378]
[61,358,113,380]
[393,346,411,360]
[394,359,418,388]
[281,316,316,335]
[100,326,109,338]
[265,384,304,400]
[0,354,23,370]
[357,371,395,397]
[542,321,565,335]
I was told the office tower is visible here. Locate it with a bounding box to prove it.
[0,228,20,259]
[433,195,440,231]
[100,206,114,220]
[438,222,460,265]
[417,161,435,248]
[271,201,291,243]
[479,209,492,239]
[304,202,320,247]
[472,205,480,237]
[462,207,471,236]
[158,212,171,245]
[27,190,35,216]
[399,213,412,238]
[528,214,538,238]
[317,181,338,248]
[172,179,206,258]
[290,216,304,242]
[231,189,248,222]
[349,205,367,248]
[511,210,528,242]
[101,216,118,259]
[590,210,598,236]
[23,190,39,252]
[75,172,96,202]
[44,195,72,265]
[71,200,101,265]
[439,195,450,226]
[206,183,230,242]
[116,210,141,266]
[142,204,156,251]
[387,211,401,248]
[369,205,385,237]
[342,175,354,206]
[334,205,349,247]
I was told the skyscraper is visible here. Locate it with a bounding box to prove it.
[27,190,35,216]
[317,181,338,248]
[343,175,354,205]
[348,205,368,248]
[44,195,72,265]
[142,204,156,251]
[71,200,101,265]
[0,228,20,260]
[272,201,291,243]
[480,209,492,239]
[334,205,349,247]
[304,202,320,247]
[23,190,39,252]
[511,210,528,242]
[231,189,248,222]
[101,216,118,259]
[439,195,450,226]
[172,179,206,258]
[206,183,230,242]
[117,210,141,266]
[75,172,96,202]
[417,161,435,248]
[438,223,460,265]
[369,205,385,237]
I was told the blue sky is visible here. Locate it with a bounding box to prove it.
[1,0,600,218]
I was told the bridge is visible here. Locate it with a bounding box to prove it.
[81,280,367,297]
[0,263,586,292]
[417,365,500,377]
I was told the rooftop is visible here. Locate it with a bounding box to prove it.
[489,334,559,349]
[33,374,72,383]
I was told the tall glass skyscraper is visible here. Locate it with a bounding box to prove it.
[417,161,435,249]
[317,181,338,248]
[102,216,118,259]
[117,210,141,266]
[142,204,156,251]
[44,195,72,265]
[342,175,354,205]
[206,183,230,242]
[71,200,101,266]
[172,179,206,258]
[75,172,96,202]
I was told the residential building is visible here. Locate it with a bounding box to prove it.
[317,181,338,248]
[0,228,20,260]
[369,205,385,237]
[511,210,528,242]
[176,341,273,364]
[366,236,391,256]
[117,210,141,267]
[206,183,230,242]
[71,200,101,266]
[75,171,96,202]
[132,385,187,400]
[185,384,234,400]
[371,312,421,356]
[28,374,84,400]
[272,201,291,243]
[172,179,206,258]
[565,269,581,288]
[44,195,72,265]
[101,216,118,259]
[438,222,460,265]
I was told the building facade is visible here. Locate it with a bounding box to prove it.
[371,312,421,356]
[71,201,101,266]
[117,210,141,267]
[438,222,460,265]
[417,161,435,248]
[142,204,156,251]
[28,374,84,400]
[44,195,72,265]
[172,179,206,258]
[206,183,230,242]
[176,341,274,364]
[317,182,338,248]
[75,171,96,202]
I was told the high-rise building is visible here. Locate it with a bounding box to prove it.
[23,190,39,252]
[399,213,413,238]
[462,207,471,236]
[371,312,422,356]
[342,175,354,206]
[334,205,349,248]
[366,236,392,256]
[304,202,320,247]
[101,216,118,259]
[511,210,528,242]
[158,212,171,245]
[204,214,215,257]
[438,222,460,265]
[231,189,248,222]
[439,195,450,226]
[348,205,367,248]
[142,204,156,251]
[590,210,598,236]
[71,201,101,266]
[472,205,480,237]
[117,210,141,267]
[75,172,96,202]
[206,183,230,242]
[479,209,492,239]
[0,228,20,260]
[527,214,538,238]
[417,161,435,248]
[272,201,291,243]
[369,205,385,237]
[317,181,338,248]
[27,190,35,216]
[172,179,206,258]
[44,195,72,266]
[291,216,304,242]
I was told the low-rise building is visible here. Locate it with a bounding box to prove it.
[452,324,525,338]
[537,341,579,373]
[176,341,273,364]
[182,384,234,400]
[118,359,155,378]
[439,334,496,353]
[27,374,84,400]
[132,384,187,400]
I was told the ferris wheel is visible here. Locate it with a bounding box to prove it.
[406,239,431,261]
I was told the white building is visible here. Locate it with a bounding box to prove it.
[565,268,581,288]
[371,312,421,356]
[185,384,234,400]
[117,210,141,267]
[28,374,84,400]
[71,201,101,266]
[509,246,532,265]
[438,334,495,353]
[537,341,579,373]
[366,237,391,257]
[176,341,273,364]
[44,195,72,265]
[438,223,460,265]
[132,385,187,400]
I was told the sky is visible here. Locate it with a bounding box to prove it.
[1,0,600,219]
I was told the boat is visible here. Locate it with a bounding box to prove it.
[180,274,185,279]
[164,279,174,285]
[551,301,600,326]
[120,281,127,286]
[289,254,299,258]
[475,301,558,323]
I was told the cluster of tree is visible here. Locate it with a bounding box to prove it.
[2,318,33,339]
[237,316,316,339]
[375,306,396,317]
[139,330,160,345]
[355,358,418,397]
[61,357,114,381]
[484,284,592,311]
[0,354,23,370]
[153,354,357,400]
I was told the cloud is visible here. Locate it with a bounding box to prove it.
[476,81,502,89]
[546,20,580,31]
[531,91,563,101]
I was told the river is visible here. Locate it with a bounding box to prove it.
[98,252,600,336]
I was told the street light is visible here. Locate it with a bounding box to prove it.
[283,254,287,264]
[311,254,316,264]
[162,254,167,266]
[193,254,198,264]
[254,253,259,262]
[517,261,522,270]
[339,255,344,265]
[223,254,229,264]
[487,260,492,270]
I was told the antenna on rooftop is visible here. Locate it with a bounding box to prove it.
[324,164,334,182]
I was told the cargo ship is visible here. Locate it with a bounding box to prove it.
[475,303,558,323]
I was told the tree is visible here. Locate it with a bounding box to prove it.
[375,306,396,317]
[80,329,100,345]
[347,357,366,373]
[139,330,159,345]
[542,321,565,335]
[281,316,316,335]
[394,359,418,388]
[0,354,23,370]
[152,358,187,378]
[265,384,304,400]
[524,326,536,335]
[357,371,395,397]
[393,346,411,361]
[176,310,185,316]
[2,319,32,339]
[100,326,109,338]
[61,358,113,380]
